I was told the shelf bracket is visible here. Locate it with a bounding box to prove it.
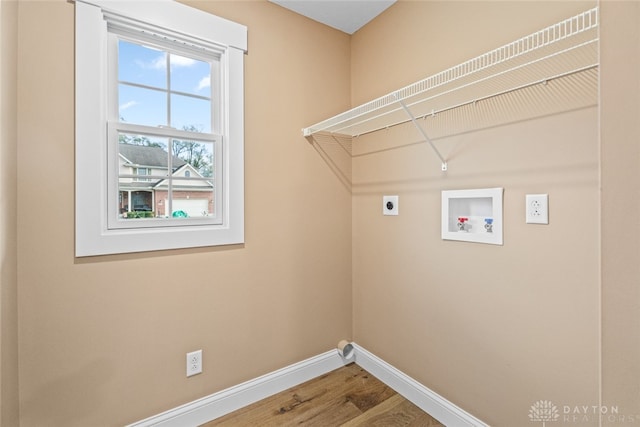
[396,97,448,171]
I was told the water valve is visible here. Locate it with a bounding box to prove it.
[457,217,469,231]
[484,218,493,233]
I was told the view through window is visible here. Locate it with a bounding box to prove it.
[114,38,219,222]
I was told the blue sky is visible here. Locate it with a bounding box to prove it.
[118,40,212,133]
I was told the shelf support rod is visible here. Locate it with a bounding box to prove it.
[396,98,448,171]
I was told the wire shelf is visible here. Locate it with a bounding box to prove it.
[302,7,599,143]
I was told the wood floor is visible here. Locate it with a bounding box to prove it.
[201,363,444,426]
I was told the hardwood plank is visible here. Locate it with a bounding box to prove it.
[202,364,396,427]
[200,364,442,426]
[341,394,444,427]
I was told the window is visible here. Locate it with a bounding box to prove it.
[134,168,150,182]
[109,35,221,226]
[75,0,247,256]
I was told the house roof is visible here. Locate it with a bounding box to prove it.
[152,163,213,189]
[118,144,213,191]
[119,143,187,169]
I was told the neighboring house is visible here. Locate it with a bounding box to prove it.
[118,143,214,218]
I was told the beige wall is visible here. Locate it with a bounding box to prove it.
[600,0,640,420]
[1,0,19,425]
[351,1,601,426]
[6,0,640,426]
[16,1,351,425]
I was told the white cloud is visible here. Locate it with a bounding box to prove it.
[170,55,196,68]
[120,100,138,111]
[135,55,166,70]
[136,54,196,70]
[196,76,210,91]
[150,55,166,69]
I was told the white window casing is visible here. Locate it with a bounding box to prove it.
[75,0,247,256]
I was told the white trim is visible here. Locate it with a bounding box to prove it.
[352,343,490,427]
[127,344,489,427]
[126,350,349,427]
[74,0,247,52]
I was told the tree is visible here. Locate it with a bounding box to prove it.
[172,125,213,177]
[118,133,164,148]
[118,116,164,147]
[118,124,213,177]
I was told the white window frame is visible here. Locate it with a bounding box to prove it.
[75,0,246,257]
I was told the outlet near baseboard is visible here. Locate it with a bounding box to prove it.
[186,350,203,377]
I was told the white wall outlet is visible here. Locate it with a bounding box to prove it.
[383,195,399,216]
[526,194,549,224]
[186,349,202,377]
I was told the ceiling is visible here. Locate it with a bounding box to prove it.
[268,0,397,34]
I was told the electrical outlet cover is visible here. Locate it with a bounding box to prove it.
[186,349,203,377]
[526,194,549,224]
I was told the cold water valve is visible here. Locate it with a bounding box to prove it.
[484,218,494,233]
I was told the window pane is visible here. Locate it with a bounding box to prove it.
[118,135,169,218]
[170,54,211,97]
[119,84,167,126]
[171,94,211,133]
[172,140,214,178]
[118,40,167,89]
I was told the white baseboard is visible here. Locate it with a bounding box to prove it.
[128,343,489,427]
[126,349,348,427]
[352,343,489,427]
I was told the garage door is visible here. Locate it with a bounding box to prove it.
[172,199,209,217]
